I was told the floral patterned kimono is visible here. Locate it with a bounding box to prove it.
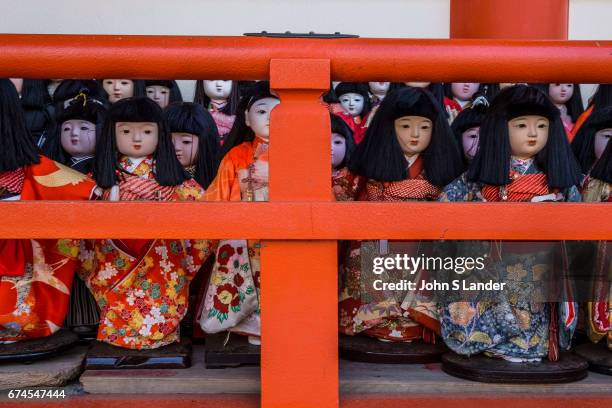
[79,156,213,349]
[439,158,580,362]
[208,100,236,145]
[582,177,612,350]
[197,138,266,338]
[338,156,442,342]
[0,156,95,342]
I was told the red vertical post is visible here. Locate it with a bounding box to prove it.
[261,59,338,408]
[450,0,569,40]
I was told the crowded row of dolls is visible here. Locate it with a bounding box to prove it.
[0,77,610,377]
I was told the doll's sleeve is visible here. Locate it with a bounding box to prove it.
[438,174,470,202]
[205,155,239,202]
[332,168,360,201]
[564,185,582,202]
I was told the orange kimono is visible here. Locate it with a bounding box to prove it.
[0,156,95,342]
[197,138,266,338]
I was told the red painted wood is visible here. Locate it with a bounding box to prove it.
[451,0,568,40]
[0,35,611,82]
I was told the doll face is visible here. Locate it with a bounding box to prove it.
[452,83,480,101]
[405,82,430,88]
[368,82,390,97]
[461,127,480,161]
[203,80,232,100]
[499,83,516,90]
[171,132,199,167]
[548,83,574,105]
[103,79,135,103]
[60,119,96,157]
[331,132,347,169]
[508,115,549,159]
[115,122,158,158]
[394,115,433,159]
[339,93,365,117]
[245,97,280,142]
[9,78,23,95]
[146,85,171,109]
[594,128,612,160]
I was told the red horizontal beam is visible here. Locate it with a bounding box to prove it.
[0,202,609,240]
[0,35,611,82]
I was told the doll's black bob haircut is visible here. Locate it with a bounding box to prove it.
[530,83,584,122]
[572,105,612,183]
[0,79,40,171]
[144,80,183,105]
[348,86,464,187]
[451,101,488,168]
[331,113,355,168]
[164,102,221,189]
[193,80,240,116]
[468,84,582,188]
[220,82,279,159]
[589,84,612,110]
[93,97,187,189]
[334,82,372,118]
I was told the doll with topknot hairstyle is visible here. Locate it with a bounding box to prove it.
[194,80,240,144]
[0,79,95,353]
[197,85,280,348]
[337,86,463,349]
[144,80,183,109]
[164,102,221,189]
[334,82,372,144]
[440,85,583,374]
[78,97,214,353]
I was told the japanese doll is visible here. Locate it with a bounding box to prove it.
[0,79,95,345]
[331,114,356,202]
[439,85,583,363]
[337,86,463,343]
[144,80,183,109]
[80,97,212,350]
[10,79,52,146]
[443,83,481,123]
[197,89,280,346]
[334,82,371,144]
[532,83,584,137]
[368,82,391,108]
[572,84,612,141]
[194,80,240,144]
[100,79,146,104]
[572,106,612,350]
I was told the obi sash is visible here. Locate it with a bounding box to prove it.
[482,173,549,202]
[365,157,441,201]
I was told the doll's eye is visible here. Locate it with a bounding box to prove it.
[182,139,192,145]
[122,129,130,134]
[63,126,71,131]
[257,109,266,114]
[515,123,527,128]
[333,140,343,145]
[421,124,431,130]
[144,130,152,135]
[105,80,113,85]
[537,123,548,129]
[81,126,89,131]
[121,81,129,85]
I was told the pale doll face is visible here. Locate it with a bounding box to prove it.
[9,78,23,95]
[203,80,232,100]
[499,83,516,90]
[405,82,430,88]
[508,115,549,159]
[461,126,480,161]
[115,122,158,158]
[339,93,365,117]
[331,132,347,169]
[60,119,96,157]
[368,82,390,97]
[172,132,199,166]
[548,83,574,105]
[146,85,171,109]
[103,79,135,103]
[452,83,480,101]
[594,128,612,160]
[245,97,280,142]
[394,115,433,159]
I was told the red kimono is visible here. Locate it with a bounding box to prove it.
[0,156,95,342]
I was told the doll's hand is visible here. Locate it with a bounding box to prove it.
[249,160,269,189]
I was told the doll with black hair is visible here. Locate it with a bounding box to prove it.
[443,83,485,123]
[144,80,183,109]
[164,102,221,189]
[439,85,585,382]
[334,82,371,144]
[368,82,391,108]
[572,84,612,140]
[337,86,463,358]
[531,83,584,136]
[331,114,356,201]
[193,80,240,144]
[438,99,488,202]
[100,79,146,104]
[0,79,95,359]
[77,97,214,358]
[10,79,52,147]
[198,89,280,351]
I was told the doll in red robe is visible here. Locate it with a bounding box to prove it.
[334,82,371,144]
